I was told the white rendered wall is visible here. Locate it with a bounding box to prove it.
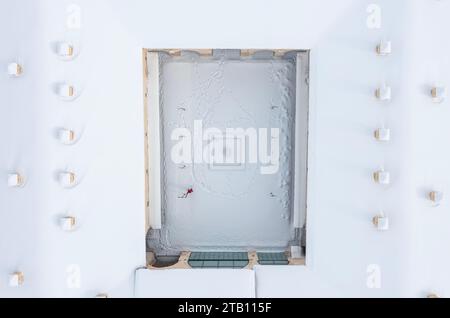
[135,269,256,298]
[1,0,449,298]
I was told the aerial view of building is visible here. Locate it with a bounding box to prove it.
[1,0,449,300]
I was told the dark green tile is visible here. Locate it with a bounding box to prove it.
[202,260,219,268]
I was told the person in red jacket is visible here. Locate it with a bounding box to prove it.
[179,187,194,198]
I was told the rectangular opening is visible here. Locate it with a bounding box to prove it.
[144,49,309,268]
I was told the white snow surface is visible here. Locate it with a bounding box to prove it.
[158,55,297,252]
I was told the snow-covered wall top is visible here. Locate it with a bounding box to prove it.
[1,0,449,298]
